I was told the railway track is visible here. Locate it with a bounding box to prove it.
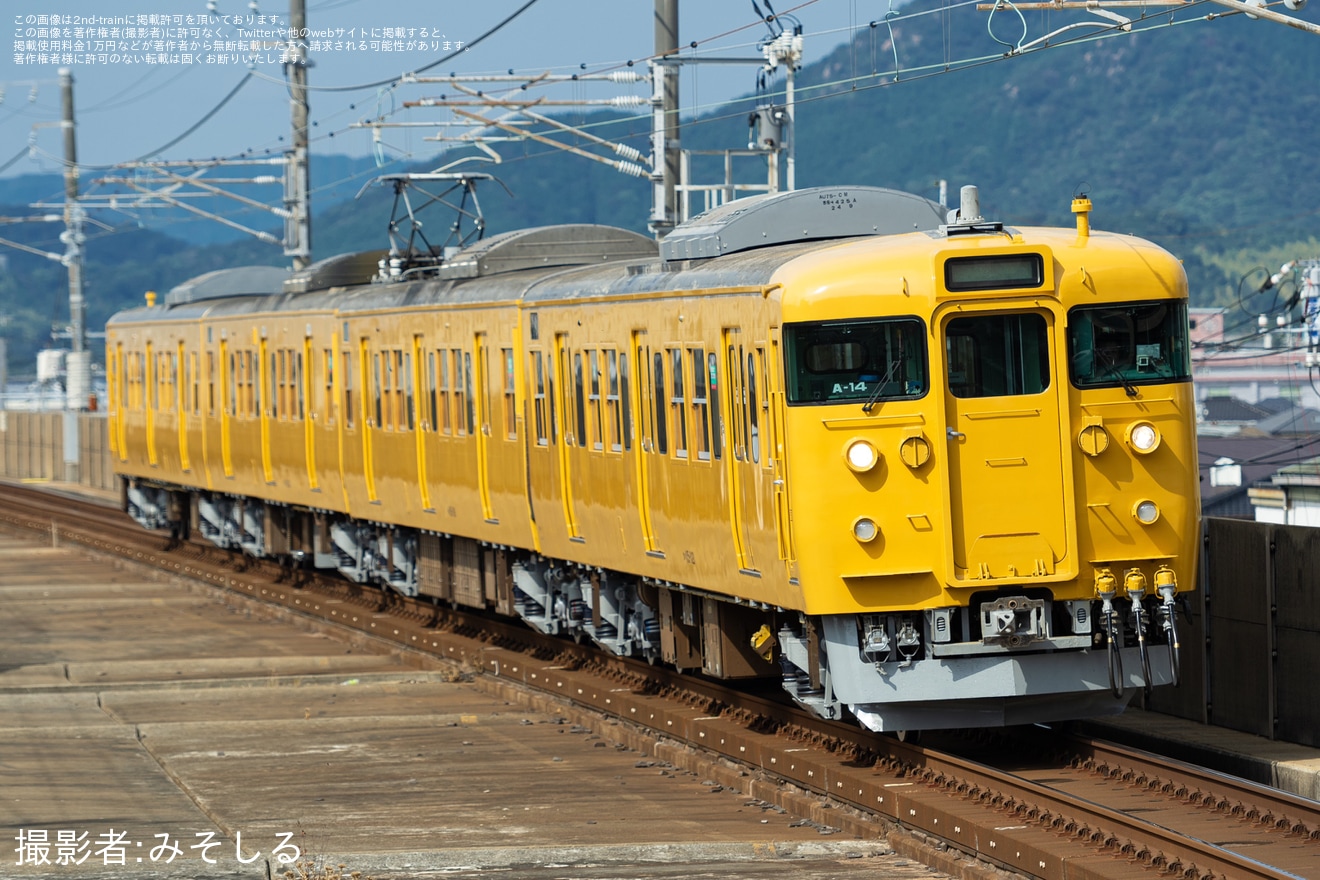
[3,482,1317,880]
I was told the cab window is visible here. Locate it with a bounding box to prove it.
[1068,301,1191,389]
[784,318,926,405]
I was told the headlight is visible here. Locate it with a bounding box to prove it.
[845,439,879,472]
[1133,500,1160,524]
[1126,421,1161,454]
[852,517,879,543]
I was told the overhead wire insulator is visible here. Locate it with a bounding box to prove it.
[608,95,647,107]
[612,144,644,162]
[613,161,649,178]
[607,71,648,84]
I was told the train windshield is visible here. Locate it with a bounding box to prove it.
[784,318,926,405]
[1068,301,1191,390]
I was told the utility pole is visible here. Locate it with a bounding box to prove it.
[650,0,680,238]
[60,68,83,355]
[286,0,312,270]
[59,67,91,410]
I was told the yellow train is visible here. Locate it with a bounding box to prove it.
[107,185,1199,732]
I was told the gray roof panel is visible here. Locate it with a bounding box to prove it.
[659,186,944,262]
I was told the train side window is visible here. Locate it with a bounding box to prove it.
[189,352,200,415]
[945,313,1049,399]
[605,350,621,452]
[452,350,467,436]
[287,349,295,420]
[149,352,159,412]
[670,348,688,459]
[652,351,668,455]
[276,351,286,420]
[323,349,334,426]
[276,350,286,420]
[532,351,548,445]
[343,349,354,429]
[373,352,383,429]
[503,347,516,440]
[161,353,170,413]
[464,351,476,437]
[708,351,721,461]
[295,351,305,421]
[251,351,261,418]
[123,350,132,410]
[748,352,760,464]
[691,348,710,461]
[547,356,557,445]
[438,350,451,435]
[588,349,604,451]
[573,352,587,447]
[426,350,437,431]
[392,351,403,431]
[286,349,295,419]
[618,351,632,452]
[403,350,414,431]
[117,345,127,410]
[725,345,743,461]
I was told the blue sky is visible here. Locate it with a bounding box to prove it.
[3,1,876,179]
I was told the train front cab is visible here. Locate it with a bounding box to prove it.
[775,215,1199,733]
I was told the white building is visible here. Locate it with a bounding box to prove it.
[1249,457,1320,526]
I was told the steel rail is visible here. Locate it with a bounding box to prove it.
[2,481,1316,880]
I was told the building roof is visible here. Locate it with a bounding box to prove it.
[1255,397,1298,415]
[1200,397,1271,423]
[1196,435,1320,513]
[1269,455,1320,487]
[1255,407,1320,436]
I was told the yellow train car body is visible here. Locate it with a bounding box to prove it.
[108,188,1199,732]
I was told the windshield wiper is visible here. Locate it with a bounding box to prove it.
[1095,347,1139,398]
[862,359,902,413]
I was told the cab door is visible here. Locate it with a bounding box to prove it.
[940,306,1074,584]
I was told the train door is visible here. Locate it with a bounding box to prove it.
[301,335,319,491]
[112,343,128,461]
[176,341,191,472]
[939,305,1074,583]
[198,341,215,489]
[334,329,361,512]
[219,338,234,477]
[258,336,273,484]
[474,334,495,522]
[553,333,581,539]
[721,327,756,572]
[410,334,430,511]
[766,329,793,562]
[630,330,659,552]
[359,338,378,503]
[145,341,158,467]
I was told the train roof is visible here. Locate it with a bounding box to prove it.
[110,186,1186,326]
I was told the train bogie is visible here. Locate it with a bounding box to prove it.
[108,189,1200,733]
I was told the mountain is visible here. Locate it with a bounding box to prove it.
[2,1,1318,373]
